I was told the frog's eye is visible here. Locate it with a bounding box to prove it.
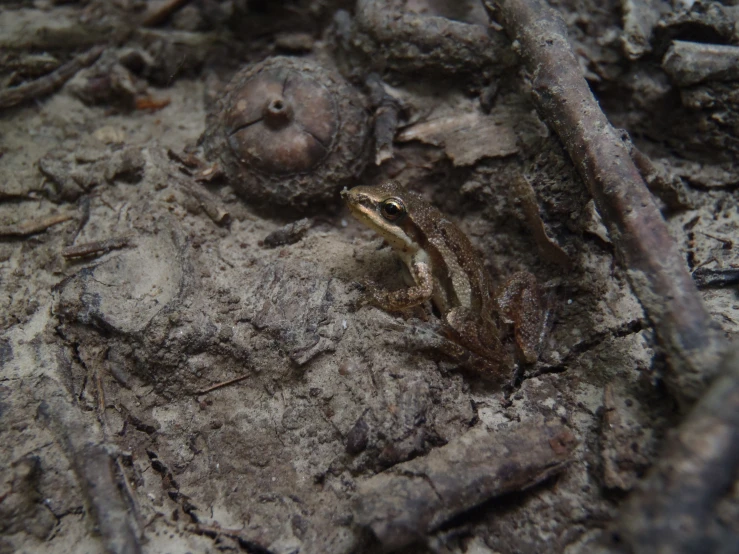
[380,198,406,222]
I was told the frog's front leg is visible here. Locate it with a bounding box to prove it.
[367,261,434,312]
[495,271,547,364]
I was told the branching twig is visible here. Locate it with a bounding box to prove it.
[0,46,104,110]
[628,143,694,211]
[484,0,727,408]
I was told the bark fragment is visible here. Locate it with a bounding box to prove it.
[512,174,571,268]
[397,110,518,166]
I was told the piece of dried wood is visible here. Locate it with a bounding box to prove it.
[366,74,402,165]
[38,386,142,554]
[180,181,230,226]
[354,421,575,550]
[663,40,739,87]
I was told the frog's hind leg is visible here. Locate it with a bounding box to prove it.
[445,308,513,373]
[407,315,511,385]
[495,271,548,364]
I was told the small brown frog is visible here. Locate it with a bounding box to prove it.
[342,181,546,378]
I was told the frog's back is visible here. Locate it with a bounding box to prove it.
[400,188,496,317]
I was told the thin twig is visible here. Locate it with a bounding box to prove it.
[95,364,144,542]
[115,457,145,542]
[484,0,727,409]
[693,266,739,289]
[188,522,272,552]
[365,73,401,165]
[94,370,107,428]
[73,196,92,242]
[628,144,694,211]
[194,375,249,396]
[0,213,74,237]
[62,236,132,260]
[0,46,104,109]
[697,231,733,248]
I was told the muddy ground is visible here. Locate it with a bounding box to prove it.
[0,1,738,553]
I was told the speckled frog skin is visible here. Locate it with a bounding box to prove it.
[342,181,545,377]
